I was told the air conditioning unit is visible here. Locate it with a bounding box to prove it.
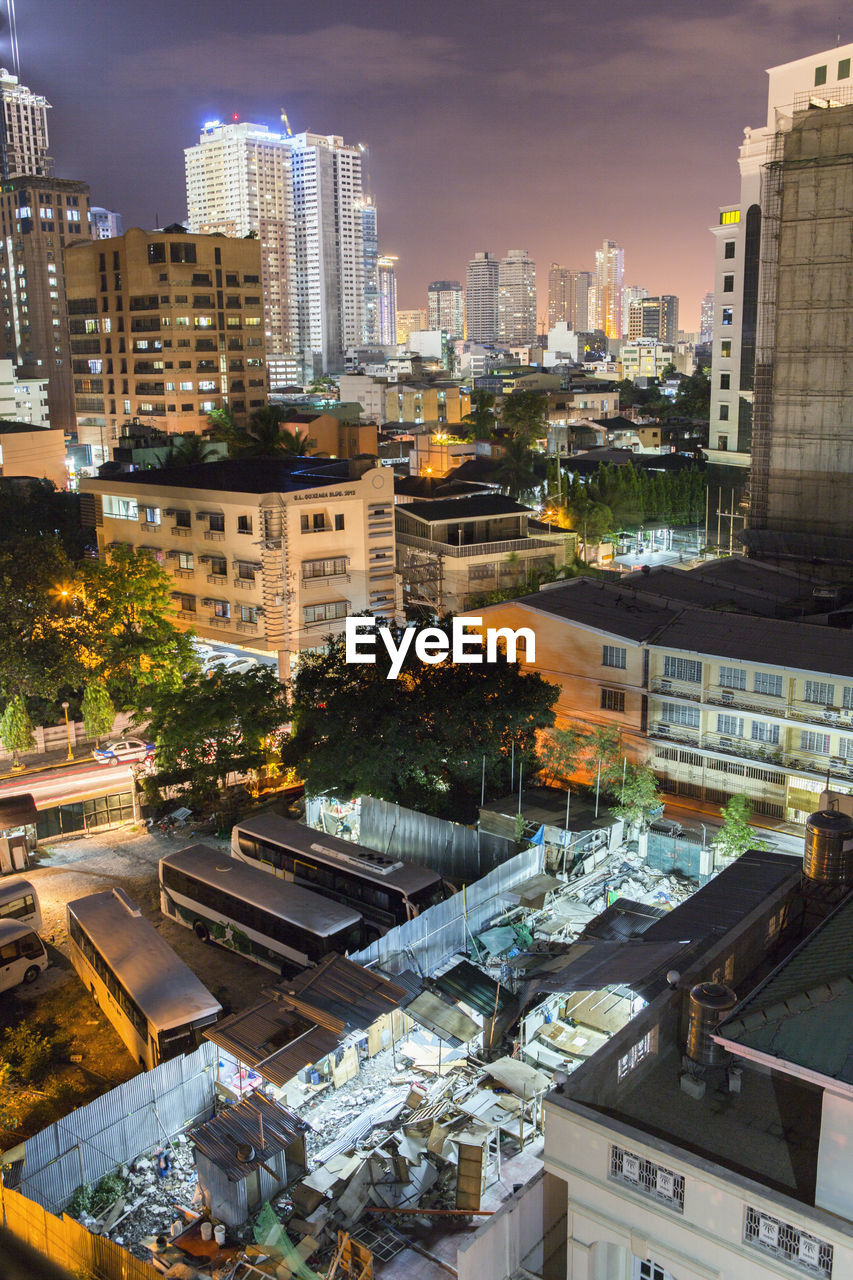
[720,737,733,746]
[660,680,672,691]
[721,692,734,704]
[823,709,839,722]
[165,549,179,559]
[198,555,210,564]
[201,597,213,607]
[163,508,176,516]
[656,724,670,735]
[831,757,845,767]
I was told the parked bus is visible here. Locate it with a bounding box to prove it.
[0,919,48,992]
[67,888,222,1069]
[160,843,364,975]
[230,813,450,938]
[0,877,42,932]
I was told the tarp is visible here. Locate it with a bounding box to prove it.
[484,1056,551,1100]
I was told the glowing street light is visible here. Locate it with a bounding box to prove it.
[61,701,74,761]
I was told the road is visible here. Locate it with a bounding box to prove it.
[0,757,137,808]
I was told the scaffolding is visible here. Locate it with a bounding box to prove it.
[748,129,784,529]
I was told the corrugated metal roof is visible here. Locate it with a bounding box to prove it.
[406,991,479,1045]
[581,897,667,942]
[435,960,509,1018]
[640,850,800,944]
[206,1011,339,1089]
[191,1093,304,1180]
[276,954,407,1031]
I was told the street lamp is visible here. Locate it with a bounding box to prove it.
[61,701,73,761]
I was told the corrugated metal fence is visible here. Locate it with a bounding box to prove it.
[646,831,708,882]
[0,1179,159,1280]
[351,843,544,976]
[17,1041,217,1214]
[358,796,519,881]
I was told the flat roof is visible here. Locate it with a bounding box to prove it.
[87,457,369,496]
[619,563,813,616]
[67,889,221,1031]
[161,844,361,936]
[401,495,531,522]
[513,577,677,643]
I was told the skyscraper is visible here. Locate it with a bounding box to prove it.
[427,281,463,338]
[185,120,294,365]
[622,285,648,337]
[547,264,570,329]
[465,251,499,343]
[360,198,379,346]
[627,295,679,344]
[90,207,123,239]
[377,255,397,346]
[396,308,427,346]
[497,249,536,344]
[593,240,624,339]
[0,67,52,179]
[699,290,714,343]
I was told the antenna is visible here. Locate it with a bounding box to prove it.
[280,108,292,138]
[8,0,20,77]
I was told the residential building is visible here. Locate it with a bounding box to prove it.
[359,198,378,346]
[396,494,571,614]
[0,175,91,433]
[465,251,499,343]
[396,308,427,346]
[427,280,463,338]
[593,240,624,339]
[547,264,571,330]
[627,295,679,345]
[477,575,853,823]
[267,353,302,390]
[377,255,397,346]
[0,67,52,179]
[699,290,714,343]
[544,382,619,422]
[498,249,536,344]
[0,358,48,426]
[569,269,593,331]
[621,340,677,382]
[0,420,65,486]
[65,225,266,458]
[185,120,295,369]
[622,285,649,336]
[90,207,123,240]
[336,373,386,422]
[282,410,378,458]
[79,457,397,677]
[384,382,470,426]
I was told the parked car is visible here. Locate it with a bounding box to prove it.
[204,653,258,675]
[92,737,155,767]
[191,642,216,663]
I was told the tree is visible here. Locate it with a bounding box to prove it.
[278,426,317,456]
[566,492,613,560]
[228,404,315,457]
[537,722,623,793]
[462,390,497,441]
[495,436,538,500]
[81,679,115,744]
[0,538,81,704]
[500,391,548,444]
[537,725,582,783]
[0,696,35,768]
[615,764,662,828]
[284,627,559,821]
[714,794,767,862]
[155,434,220,466]
[144,666,290,802]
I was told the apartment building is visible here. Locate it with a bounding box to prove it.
[620,341,676,382]
[465,252,499,344]
[79,457,397,677]
[427,280,464,338]
[0,67,52,179]
[65,226,266,460]
[384,382,471,426]
[477,577,853,823]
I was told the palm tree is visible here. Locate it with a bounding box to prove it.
[155,434,220,466]
[462,389,497,441]
[499,390,548,444]
[496,437,538,500]
[232,405,316,457]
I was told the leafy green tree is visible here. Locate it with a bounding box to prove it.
[714,794,767,862]
[81,679,115,744]
[155,434,221,466]
[0,538,81,703]
[284,627,559,821]
[228,404,315,457]
[0,695,36,767]
[496,436,538,500]
[462,390,497,441]
[0,479,92,559]
[500,390,548,444]
[537,725,582,782]
[615,764,662,828]
[206,405,238,447]
[144,665,290,801]
[537,722,623,793]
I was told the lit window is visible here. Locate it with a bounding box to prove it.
[720,210,740,226]
[720,340,732,357]
[722,308,733,325]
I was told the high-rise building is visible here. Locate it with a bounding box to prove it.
[359,197,379,346]
[90,207,123,240]
[377,255,397,346]
[627,294,679,344]
[0,67,52,179]
[396,308,427,346]
[497,249,536,344]
[65,226,266,459]
[700,290,714,342]
[593,239,624,339]
[547,264,570,329]
[465,251,499,343]
[185,120,294,366]
[0,176,91,432]
[622,285,648,337]
[288,132,365,373]
[427,280,463,338]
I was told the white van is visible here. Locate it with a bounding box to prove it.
[0,877,42,932]
[0,919,48,992]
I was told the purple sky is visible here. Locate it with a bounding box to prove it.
[24,0,846,328]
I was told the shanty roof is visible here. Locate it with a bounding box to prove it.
[0,794,38,828]
[276,954,407,1030]
[435,959,510,1019]
[191,1093,304,1181]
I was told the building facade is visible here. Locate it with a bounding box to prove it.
[427,280,463,338]
[359,198,379,346]
[465,251,499,343]
[396,308,427,346]
[593,240,624,340]
[384,382,471,426]
[627,295,679,345]
[65,226,266,458]
[0,67,52,179]
[551,266,597,332]
[0,357,48,426]
[498,249,537,344]
[377,255,397,346]
[620,341,676,382]
[79,458,397,677]
[699,290,714,343]
[90,207,123,240]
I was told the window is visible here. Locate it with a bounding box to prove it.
[720,210,740,225]
[663,656,702,682]
[722,307,733,325]
[173,510,191,528]
[815,64,828,86]
[723,274,734,292]
[179,380,193,391]
[743,1205,832,1277]
[240,605,259,625]
[618,1030,656,1081]
[209,555,227,576]
[303,557,347,579]
[751,721,780,745]
[719,404,729,421]
[170,242,196,264]
[724,240,735,259]
[609,1146,684,1212]
[840,57,851,79]
[601,688,625,712]
[804,680,834,705]
[602,645,627,669]
[719,665,746,690]
[208,513,225,532]
[304,601,349,624]
[717,714,744,737]
[801,730,830,755]
[102,495,138,520]
[840,738,853,760]
[719,373,730,390]
[720,340,731,357]
[754,671,783,697]
[335,513,345,531]
[237,515,252,534]
[178,551,193,571]
[177,594,195,613]
[213,600,230,619]
[844,687,853,709]
[661,702,700,728]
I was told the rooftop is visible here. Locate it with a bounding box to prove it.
[518,577,677,643]
[88,457,368,495]
[620,561,817,617]
[400,495,531,523]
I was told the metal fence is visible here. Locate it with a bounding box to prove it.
[351,843,544,976]
[646,830,708,882]
[358,795,519,882]
[16,1041,217,1214]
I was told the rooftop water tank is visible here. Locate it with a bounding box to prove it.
[686,982,737,1067]
[803,807,853,885]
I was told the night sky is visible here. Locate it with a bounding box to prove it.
[23,0,846,327]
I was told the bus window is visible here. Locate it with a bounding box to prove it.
[0,893,35,921]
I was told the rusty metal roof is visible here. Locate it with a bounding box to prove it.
[191,1093,304,1180]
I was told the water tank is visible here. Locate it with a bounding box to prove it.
[803,808,853,885]
[686,983,737,1066]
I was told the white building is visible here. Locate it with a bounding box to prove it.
[620,340,676,382]
[708,41,853,469]
[427,280,464,338]
[593,239,625,340]
[377,255,397,346]
[360,198,379,346]
[622,284,648,336]
[465,251,499,343]
[0,67,52,178]
[89,207,123,240]
[337,373,386,422]
[0,359,49,426]
[498,249,537,344]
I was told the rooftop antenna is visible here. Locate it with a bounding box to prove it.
[8,0,20,77]
[280,108,292,138]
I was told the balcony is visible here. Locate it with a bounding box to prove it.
[236,621,259,634]
[302,573,351,586]
[207,573,227,585]
[207,616,231,629]
[173,568,195,579]
[397,530,561,558]
[140,521,160,532]
[176,609,196,621]
[233,576,256,590]
[203,530,225,541]
[650,680,701,703]
[171,526,192,537]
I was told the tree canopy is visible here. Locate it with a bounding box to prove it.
[714,794,767,862]
[499,391,548,443]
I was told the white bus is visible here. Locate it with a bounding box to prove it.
[0,877,42,932]
[0,919,48,992]
[160,843,365,975]
[67,888,222,1069]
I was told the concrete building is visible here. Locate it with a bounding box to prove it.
[700,290,714,343]
[0,175,91,433]
[65,226,266,459]
[185,120,295,369]
[377,255,397,346]
[427,280,463,338]
[465,251,499,343]
[89,207,123,240]
[336,373,386,422]
[0,67,52,179]
[550,266,595,332]
[498,249,537,345]
[477,575,853,823]
[627,295,679,345]
[593,240,625,340]
[0,420,65,486]
[79,457,397,677]
[620,340,677,382]
[0,358,48,426]
[384,382,470,426]
[622,285,649,336]
[359,198,379,347]
[396,308,427,346]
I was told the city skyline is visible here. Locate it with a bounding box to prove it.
[24,0,846,329]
